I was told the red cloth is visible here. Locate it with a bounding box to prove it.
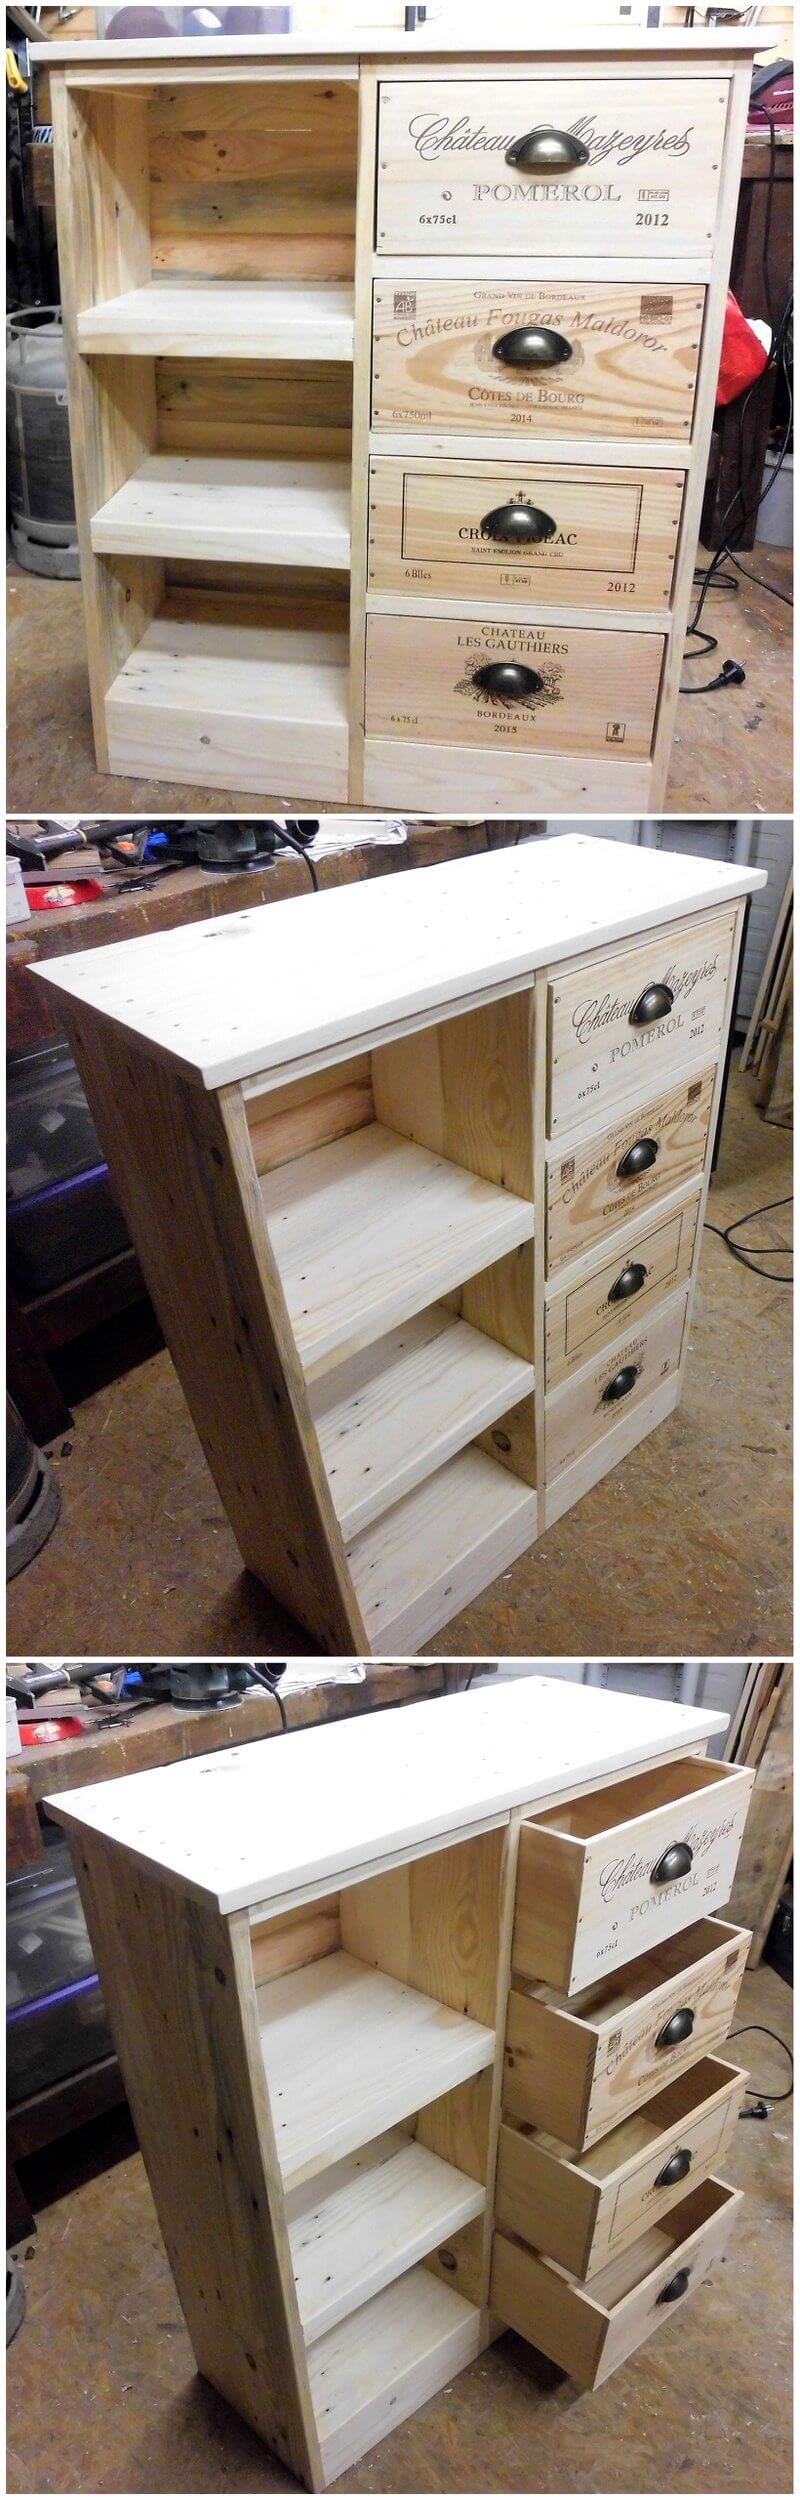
[716,289,770,408]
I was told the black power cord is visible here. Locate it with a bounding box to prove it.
[730,2023,794,2114]
[703,1193,793,1285]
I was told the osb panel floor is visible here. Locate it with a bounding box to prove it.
[6,1062,791,1659]
[5,547,792,813]
[7,1964,792,2495]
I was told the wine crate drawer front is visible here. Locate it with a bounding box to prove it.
[364,614,664,760]
[367,458,684,610]
[547,907,737,1137]
[375,79,729,257]
[513,1756,753,1996]
[504,1917,750,2152]
[490,2178,741,2391]
[371,280,706,443]
[545,1288,688,1482]
[545,1063,715,1276]
[545,1192,700,1390]
[495,2054,746,2281]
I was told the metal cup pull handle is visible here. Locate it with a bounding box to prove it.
[616,1137,660,1181]
[480,502,557,545]
[473,660,543,699]
[655,2146,693,2191]
[651,1841,694,1885]
[505,127,591,174]
[630,982,675,1027]
[492,325,573,370]
[657,2267,691,2305]
[608,1261,648,1305]
[601,1364,640,1405]
[655,2007,695,2051]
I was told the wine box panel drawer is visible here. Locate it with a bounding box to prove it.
[495,2054,746,2280]
[364,613,664,760]
[367,458,684,610]
[375,79,729,258]
[544,1289,688,1482]
[544,1191,701,1389]
[545,1064,716,1276]
[370,279,706,443]
[490,2177,742,2389]
[547,906,737,1137]
[512,1756,753,1997]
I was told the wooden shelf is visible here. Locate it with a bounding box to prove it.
[347,1445,537,1652]
[257,1949,495,2190]
[288,2128,485,2344]
[312,1306,534,1538]
[77,277,355,360]
[91,455,351,570]
[308,2264,481,2484]
[104,599,350,800]
[261,1122,535,1381]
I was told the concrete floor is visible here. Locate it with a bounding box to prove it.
[7,1961,792,2495]
[7,1059,791,1660]
[6,547,792,813]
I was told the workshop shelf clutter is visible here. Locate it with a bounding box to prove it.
[37,20,761,806]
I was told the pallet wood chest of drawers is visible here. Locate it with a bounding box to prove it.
[35,831,764,1655]
[46,1677,754,2485]
[36,23,758,808]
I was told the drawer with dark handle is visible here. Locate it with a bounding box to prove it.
[495,2054,746,2279]
[544,1190,700,1388]
[365,611,664,761]
[367,457,684,611]
[371,279,706,443]
[546,1063,715,1275]
[547,906,737,1137]
[490,2177,742,2389]
[545,1288,688,1481]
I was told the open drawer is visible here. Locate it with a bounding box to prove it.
[495,2054,746,2280]
[512,1755,753,1993]
[490,2176,742,2390]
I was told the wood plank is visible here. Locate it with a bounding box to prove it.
[257,1949,496,2189]
[371,989,535,1198]
[312,1307,535,1537]
[308,2266,481,2486]
[78,277,355,359]
[104,600,350,800]
[347,1446,537,1652]
[728,1668,792,1963]
[371,278,705,444]
[287,2131,485,2342]
[260,1122,536,1381]
[91,454,351,568]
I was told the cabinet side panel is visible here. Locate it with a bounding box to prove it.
[70,1832,321,2488]
[58,1006,367,1650]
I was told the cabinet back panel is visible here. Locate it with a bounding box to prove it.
[148,81,359,279]
[156,358,353,460]
[247,1058,375,1176]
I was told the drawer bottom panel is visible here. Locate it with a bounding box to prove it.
[490,2176,742,2389]
[364,614,665,761]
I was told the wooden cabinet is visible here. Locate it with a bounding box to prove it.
[35,833,764,1653]
[37,22,758,808]
[46,1677,753,2482]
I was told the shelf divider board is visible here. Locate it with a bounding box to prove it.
[287,2128,486,2344]
[308,2265,482,2486]
[104,600,350,800]
[258,1949,495,2192]
[76,277,356,359]
[311,1306,535,1538]
[260,1122,535,1382]
[91,454,352,569]
[347,1445,537,1652]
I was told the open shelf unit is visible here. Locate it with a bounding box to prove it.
[258,1948,495,2190]
[311,1307,535,1539]
[308,2265,481,2484]
[90,454,352,569]
[346,1447,537,1653]
[287,2130,486,2341]
[104,596,350,799]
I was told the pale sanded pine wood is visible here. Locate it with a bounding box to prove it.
[311,1308,535,1539]
[544,1189,700,1389]
[503,1917,751,2150]
[370,279,705,444]
[364,612,665,761]
[287,2131,485,2343]
[347,1447,537,1653]
[546,906,737,1138]
[257,1949,496,2190]
[544,1286,689,1486]
[251,1897,341,1987]
[34,32,763,61]
[371,989,535,1198]
[513,1754,753,1994]
[69,1831,323,2487]
[77,276,356,359]
[147,78,358,284]
[247,1060,374,1177]
[260,1122,536,1382]
[156,356,353,461]
[543,1368,680,1530]
[347,64,380,805]
[368,459,684,611]
[361,737,653,810]
[52,1001,367,1652]
[308,2265,482,2485]
[91,454,351,569]
[104,598,350,800]
[491,2178,742,2389]
[545,1061,717,1276]
[495,2053,746,2279]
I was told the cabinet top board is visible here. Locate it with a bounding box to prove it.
[33,31,760,64]
[34,833,765,1094]
[45,1675,726,1916]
